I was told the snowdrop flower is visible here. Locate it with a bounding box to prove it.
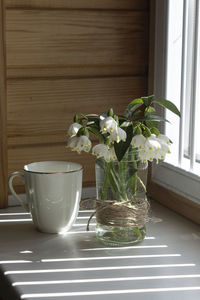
[131,134,146,150]
[100,117,118,134]
[92,144,117,162]
[158,134,171,145]
[138,135,171,163]
[67,136,79,151]
[68,123,82,137]
[68,135,92,153]
[76,135,92,153]
[92,144,109,159]
[109,127,127,143]
[144,134,161,151]
[139,149,153,163]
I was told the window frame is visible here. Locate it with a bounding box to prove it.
[147,0,200,224]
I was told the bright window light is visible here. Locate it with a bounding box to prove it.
[13,273,200,286]
[41,253,180,263]
[5,263,195,275]
[20,286,200,298]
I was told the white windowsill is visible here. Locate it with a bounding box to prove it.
[0,199,200,300]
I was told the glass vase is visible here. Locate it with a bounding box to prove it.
[95,148,148,246]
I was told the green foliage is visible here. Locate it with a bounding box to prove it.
[144,106,156,116]
[124,98,144,118]
[68,94,180,161]
[136,114,170,123]
[114,125,134,161]
[153,99,181,117]
[141,95,154,107]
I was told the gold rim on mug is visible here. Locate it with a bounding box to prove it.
[24,161,83,175]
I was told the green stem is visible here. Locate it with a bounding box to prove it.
[109,163,124,200]
[119,161,127,198]
[100,162,111,200]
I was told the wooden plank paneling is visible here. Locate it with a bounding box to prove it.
[6,9,149,78]
[8,144,96,192]
[7,76,147,147]
[6,0,149,10]
[3,0,150,197]
[0,0,8,208]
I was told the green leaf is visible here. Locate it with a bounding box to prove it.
[85,113,99,118]
[145,120,158,128]
[150,127,160,136]
[141,95,154,106]
[80,114,88,120]
[87,126,102,140]
[153,99,181,117]
[124,98,144,118]
[120,121,132,128]
[114,125,133,161]
[144,106,156,116]
[136,114,170,123]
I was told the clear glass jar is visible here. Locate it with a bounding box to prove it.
[95,148,148,246]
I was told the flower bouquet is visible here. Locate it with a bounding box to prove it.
[67,95,180,246]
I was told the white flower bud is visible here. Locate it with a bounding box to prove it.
[68,135,92,154]
[100,116,118,134]
[67,123,82,137]
[109,127,127,143]
[158,134,171,145]
[92,144,117,162]
[131,134,146,150]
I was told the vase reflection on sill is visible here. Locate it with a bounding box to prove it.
[95,148,149,247]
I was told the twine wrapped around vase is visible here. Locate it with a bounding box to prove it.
[96,198,149,228]
[81,197,150,231]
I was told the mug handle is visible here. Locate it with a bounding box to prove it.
[8,172,29,212]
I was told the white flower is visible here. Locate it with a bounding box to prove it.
[100,117,118,134]
[139,150,153,163]
[67,136,79,151]
[76,135,92,153]
[92,144,109,159]
[68,123,82,137]
[138,134,171,163]
[131,134,146,150]
[92,144,117,162]
[144,135,161,151]
[109,127,127,143]
[68,135,92,153]
[158,134,171,145]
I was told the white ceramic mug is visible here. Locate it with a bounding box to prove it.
[8,161,83,234]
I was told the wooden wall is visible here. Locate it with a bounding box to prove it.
[0,0,150,206]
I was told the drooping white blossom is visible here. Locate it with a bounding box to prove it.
[138,134,171,163]
[157,134,171,145]
[67,136,79,151]
[68,135,92,154]
[109,127,127,143]
[76,135,92,153]
[92,144,109,159]
[131,134,146,150]
[92,144,117,162]
[144,135,161,151]
[67,123,82,137]
[100,117,118,134]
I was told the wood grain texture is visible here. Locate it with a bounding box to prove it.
[148,181,200,225]
[5,0,150,193]
[7,76,147,147]
[6,0,149,10]
[6,9,149,78]
[0,0,8,208]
